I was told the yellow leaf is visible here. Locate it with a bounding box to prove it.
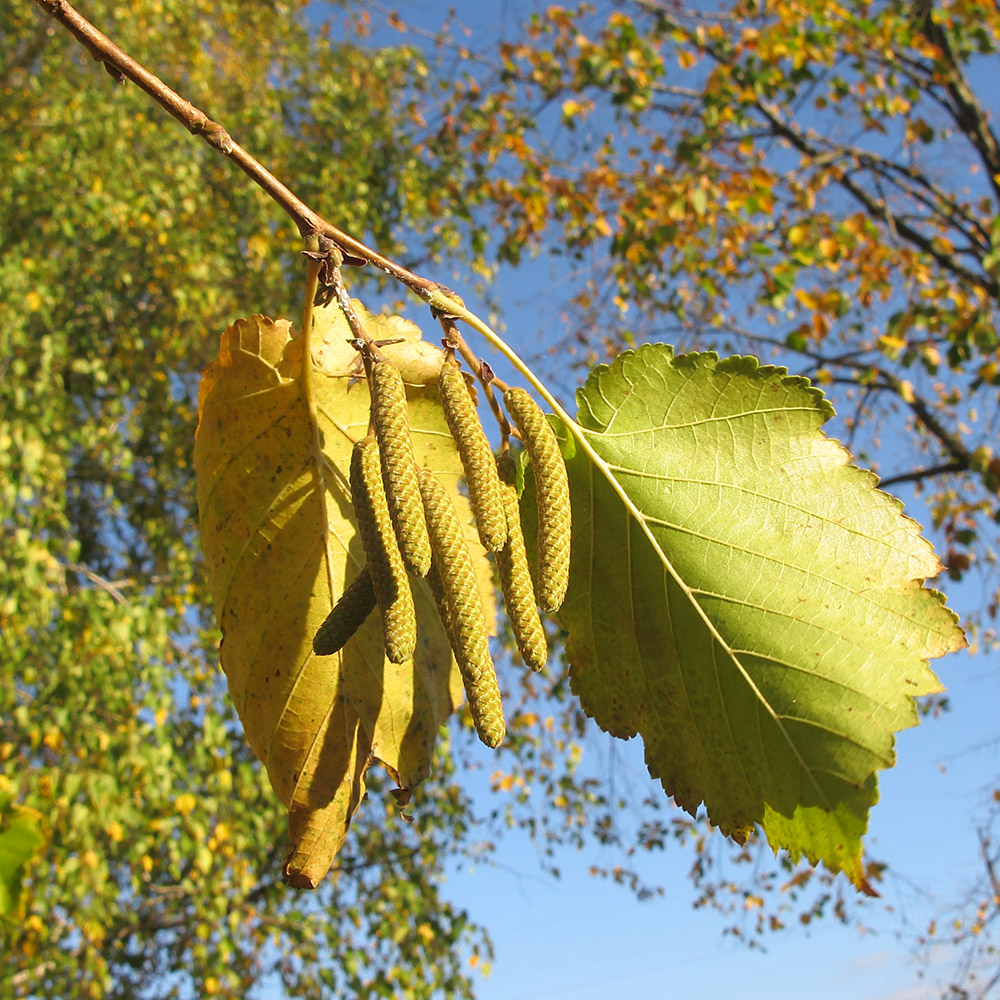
[677,47,698,69]
[491,771,516,792]
[787,225,807,247]
[194,303,494,887]
[818,289,845,315]
[818,237,839,261]
[175,793,197,817]
[42,727,63,752]
[878,333,907,355]
[795,288,819,310]
[25,290,42,312]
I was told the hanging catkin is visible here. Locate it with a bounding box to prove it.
[494,453,548,671]
[370,360,432,578]
[437,364,507,552]
[350,437,416,664]
[417,466,505,748]
[502,387,571,613]
[313,567,377,656]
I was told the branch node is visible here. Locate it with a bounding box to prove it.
[190,119,233,154]
[102,61,125,84]
[430,285,465,320]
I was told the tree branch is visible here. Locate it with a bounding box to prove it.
[751,96,1000,299]
[701,322,984,489]
[62,561,131,605]
[28,0,583,476]
[912,0,1000,203]
[826,366,979,472]
[675,6,999,298]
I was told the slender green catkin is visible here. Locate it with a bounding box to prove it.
[438,364,507,552]
[502,387,571,613]
[350,437,416,664]
[418,467,505,748]
[313,567,377,656]
[495,454,548,671]
[370,360,432,578]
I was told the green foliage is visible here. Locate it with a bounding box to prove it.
[539,344,962,884]
[0,799,46,931]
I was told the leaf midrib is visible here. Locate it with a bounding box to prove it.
[576,425,834,813]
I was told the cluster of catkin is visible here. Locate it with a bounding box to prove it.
[313,358,570,749]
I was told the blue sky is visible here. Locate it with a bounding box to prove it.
[442,625,998,1000]
[320,3,1000,997]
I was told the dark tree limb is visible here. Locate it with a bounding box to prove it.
[878,461,970,489]
[911,0,1000,203]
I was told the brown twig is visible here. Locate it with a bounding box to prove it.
[63,561,131,605]
[31,0,441,301]
[483,379,513,445]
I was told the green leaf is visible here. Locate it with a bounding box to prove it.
[0,805,46,928]
[555,344,965,885]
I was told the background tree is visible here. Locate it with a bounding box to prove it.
[415,0,1000,941]
[435,0,1000,530]
[2,0,996,997]
[1,1,492,996]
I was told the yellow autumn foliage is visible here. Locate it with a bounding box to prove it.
[194,301,494,886]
